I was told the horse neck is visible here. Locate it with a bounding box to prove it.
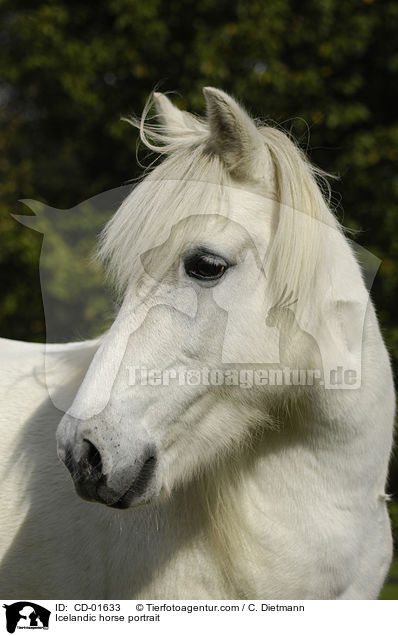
[138,408,326,595]
[111,386,385,598]
[161,393,367,566]
[158,448,270,597]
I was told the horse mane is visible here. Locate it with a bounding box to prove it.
[98,93,342,315]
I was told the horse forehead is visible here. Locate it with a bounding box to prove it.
[213,190,274,259]
[207,185,274,228]
[161,184,275,258]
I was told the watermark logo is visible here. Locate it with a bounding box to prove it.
[11,183,382,416]
[127,365,357,388]
[2,603,51,633]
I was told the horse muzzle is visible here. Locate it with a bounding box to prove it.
[56,415,158,509]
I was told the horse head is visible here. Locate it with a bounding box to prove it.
[56,88,369,509]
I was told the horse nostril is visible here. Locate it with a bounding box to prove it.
[81,439,103,479]
[109,454,157,509]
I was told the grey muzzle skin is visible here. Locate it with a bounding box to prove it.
[56,416,157,509]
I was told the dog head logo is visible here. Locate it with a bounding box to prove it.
[2,602,50,633]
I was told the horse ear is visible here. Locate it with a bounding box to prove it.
[203,87,264,180]
[153,92,200,134]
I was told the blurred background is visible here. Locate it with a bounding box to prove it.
[0,0,397,597]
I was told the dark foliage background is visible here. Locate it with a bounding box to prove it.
[0,0,397,593]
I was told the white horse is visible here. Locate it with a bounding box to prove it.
[0,88,395,599]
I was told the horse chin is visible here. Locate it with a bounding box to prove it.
[108,493,153,510]
[107,481,158,510]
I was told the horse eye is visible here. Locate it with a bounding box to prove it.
[184,253,228,281]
